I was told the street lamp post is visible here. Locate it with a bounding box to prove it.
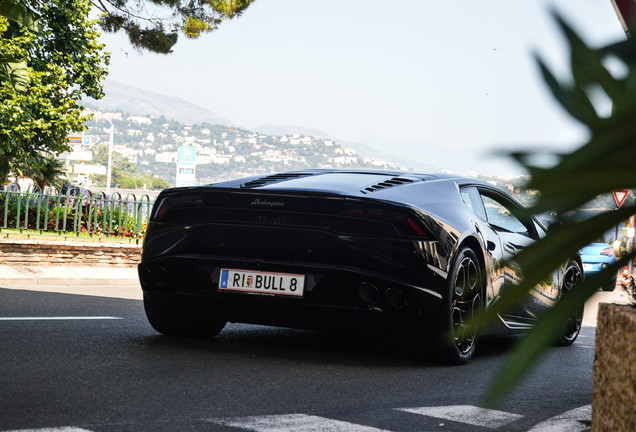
[94,112,114,193]
[105,118,114,193]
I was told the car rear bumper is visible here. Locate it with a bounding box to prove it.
[139,255,445,333]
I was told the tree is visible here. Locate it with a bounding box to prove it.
[0,0,39,91]
[0,0,109,184]
[0,0,37,28]
[21,155,67,191]
[481,10,636,405]
[93,0,257,53]
[92,143,170,190]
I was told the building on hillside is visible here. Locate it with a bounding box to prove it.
[155,152,176,163]
[128,116,152,125]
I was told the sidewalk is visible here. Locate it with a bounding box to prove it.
[583,287,631,326]
[0,264,142,300]
[0,264,138,286]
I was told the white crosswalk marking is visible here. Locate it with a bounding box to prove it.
[527,405,591,432]
[1,405,593,432]
[397,405,524,429]
[208,414,393,432]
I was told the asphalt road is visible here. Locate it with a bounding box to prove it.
[0,284,627,432]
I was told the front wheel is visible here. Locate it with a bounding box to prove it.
[556,261,584,346]
[435,247,484,364]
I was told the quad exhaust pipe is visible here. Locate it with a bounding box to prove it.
[357,282,409,310]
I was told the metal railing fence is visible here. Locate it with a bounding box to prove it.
[0,183,154,239]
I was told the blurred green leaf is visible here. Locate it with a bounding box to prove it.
[556,13,623,111]
[0,0,39,32]
[474,205,635,333]
[535,56,601,129]
[483,9,636,406]
[483,254,633,406]
[1,57,28,91]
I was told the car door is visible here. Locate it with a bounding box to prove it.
[475,188,559,324]
[459,187,506,305]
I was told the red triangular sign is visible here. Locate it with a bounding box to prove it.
[613,189,630,208]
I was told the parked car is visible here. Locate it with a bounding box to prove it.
[138,170,583,364]
[580,242,618,291]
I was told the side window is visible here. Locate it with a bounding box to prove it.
[481,194,530,236]
[460,186,486,220]
[534,219,548,238]
[461,189,475,213]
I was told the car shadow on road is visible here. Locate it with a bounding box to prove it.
[133,322,520,368]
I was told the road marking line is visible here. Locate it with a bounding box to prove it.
[397,405,523,429]
[4,427,94,432]
[0,317,121,321]
[208,414,393,432]
[527,405,591,432]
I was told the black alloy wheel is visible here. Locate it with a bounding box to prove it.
[437,247,483,364]
[556,261,584,346]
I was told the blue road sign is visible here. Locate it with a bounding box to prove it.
[178,147,197,165]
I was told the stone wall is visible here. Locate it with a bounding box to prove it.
[0,238,141,267]
[592,303,636,431]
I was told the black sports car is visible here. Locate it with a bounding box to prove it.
[138,169,583,363]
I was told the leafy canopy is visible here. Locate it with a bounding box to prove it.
[93,0,257,53]
[0,0,38,30]
[91,144,170,190]
[0,0,40,91]
[0,0,110,183]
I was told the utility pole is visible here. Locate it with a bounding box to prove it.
[106,118,114,194]
[93,112,115,194]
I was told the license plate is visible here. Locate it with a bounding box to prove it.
[219,268,305,297]
[583,263,592,271]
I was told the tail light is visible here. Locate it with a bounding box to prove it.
[341,204,430,238]
[151,193,204,221]
[407,217,428,236]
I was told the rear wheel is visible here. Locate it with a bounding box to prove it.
[435,247,483,364]
[556,261,583,346]
[143,295,226,338]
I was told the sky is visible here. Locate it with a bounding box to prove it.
[98,0,627,176]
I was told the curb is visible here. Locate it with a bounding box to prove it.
[0,264,139,286]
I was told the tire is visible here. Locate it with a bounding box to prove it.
[434,247,484,364]
[196,315,227,338]
[143,295,226,338]
[601,280,616,292]
[556,261,584,346]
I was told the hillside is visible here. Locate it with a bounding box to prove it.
[82,112,402,186]
[83,80,234,127]
[84,81,441,173]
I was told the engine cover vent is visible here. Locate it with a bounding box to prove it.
[241,172,316,188]
[361,176,418,193]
